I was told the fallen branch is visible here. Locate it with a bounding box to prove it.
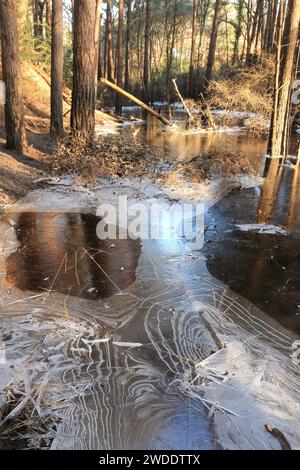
[172,79,193,119]
[100,78,171,125]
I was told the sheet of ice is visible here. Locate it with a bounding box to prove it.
[1,177,299,451]
[236,224,287,236]
[212,109,256,119]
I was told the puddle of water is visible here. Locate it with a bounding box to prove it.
[121,106,268,162]
[204,161,300,333]
[5,212,141,300]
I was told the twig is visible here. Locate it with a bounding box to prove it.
[265,424,292,450]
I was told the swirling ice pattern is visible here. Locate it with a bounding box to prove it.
[1,185,300,450]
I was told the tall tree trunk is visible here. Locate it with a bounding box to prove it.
[50,0,63,136]
[268,0,300,160]
[264,0,277,53]
[204,0,222,90]
[246,0,261,64]
[33,0,39,37]
[45,0,52,38]
[103,2,108,79]
[71,0,96,138]
[37,0,44,37]
[94,0,102,88]
[143,0,151,103]
[196,0,210,81]
[166,0,178,115]
[0,0,28,153]
[107,0,115,83]
[124,0,132,91]
[188,0,197,98]
[46,0,52,25]
[232,0,243,65]
[115,0,124,114]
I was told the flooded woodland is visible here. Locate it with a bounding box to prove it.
[0,0,300,460]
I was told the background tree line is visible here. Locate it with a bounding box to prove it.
[0,0,299,161]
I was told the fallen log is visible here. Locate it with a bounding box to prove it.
[100,78,171,125]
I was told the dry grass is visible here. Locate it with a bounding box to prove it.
[163,146,257,187]
[51,133,163,181]
[0,386,58,450]
[52,132,258,186]
[207,56,274,132]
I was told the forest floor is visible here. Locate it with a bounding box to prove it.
[0,129,50,205]
[0,63,121,205]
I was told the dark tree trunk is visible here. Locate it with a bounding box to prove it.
[204,0,222,90]
[37,0,44,37]
[165,0,178,114]
[33,0,39,37]
[50,0,64,136]
[0,0,28,153]
[196,0,210,81]
[268,0,300,160]
[107,0,115,83]
[71,0,96,138]
[115,0,124,114]
[187,0,197,98]
[124,0,132,91]
[232,0,243,65]
[246,0,261,64]
[264,0,277,53]
[94,0,102,88]
[46,0,52,38]
[103,2,108,79]
[143,0,151,103]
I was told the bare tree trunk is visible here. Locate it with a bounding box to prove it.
[37,0,44,37]
[124,0,132,91]
[103,2,108,79]
[50,0,63,136]
[264,0,277,53]
[46,0,51,25]
[268,0,300,160]
[107,0,115,83]
[71,0,96,138]
[94,0,102,88]
[232,0,243,65]
[187,0,197,98]
[115,0,124,114]
[45,0,52,38]
[196,0,210,81]
[165,0,178,114]
[0,0,28,153]
[143,0,151,103]
[204,0,222,90]
[33,0,39,37]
